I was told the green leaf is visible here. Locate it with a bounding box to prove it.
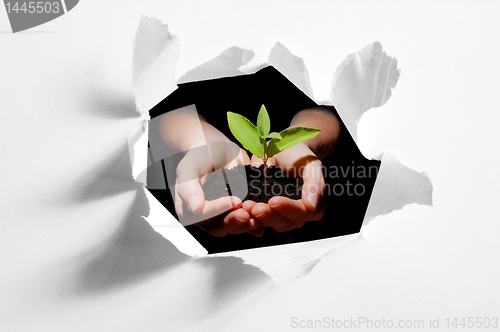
[266,132,282,139]
[227,112,264,158]
[256,105,270,138]
[267,127,321,158]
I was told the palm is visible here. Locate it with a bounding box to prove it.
[245,142,326,232]
[174,141,264,237]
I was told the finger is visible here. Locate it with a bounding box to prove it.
[248,223,265,237]
[247,216,261,229]
[242,200,257,213]
[225,148,251,169]
[300,160,325,212]
[239,149,252,165]
[176,178,205,214]
[250,155,275,168]
[250,155,263,168]
[205,207,249,237]
[252,202,295,232]
[207,141,241,170]
[268,196,309,221]
[180,195,241,226]
[228,214,262,235]
[269,196,326,225]
[174,191,186,220]
[178,146,211,179]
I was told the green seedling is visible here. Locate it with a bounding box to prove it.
[227,104,321,182]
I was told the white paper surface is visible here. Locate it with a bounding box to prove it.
[129,16,433,282]
[211,234,358,283]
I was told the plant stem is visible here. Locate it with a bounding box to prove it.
[262,138,268,184]
[263,156,268,184]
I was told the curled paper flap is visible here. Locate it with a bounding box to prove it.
[128,119,149,186]
[145,189,208,256]
[327,42,432,225]
[132,15,179,115]
[330,41,401,139]
[177,46,255,84]
[363,152,433,226]
[268,42,315,100]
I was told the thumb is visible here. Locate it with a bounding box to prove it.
[301,159,325,212]
[176,163,206,214]
[177,178,205,214]
[175,147,209,214]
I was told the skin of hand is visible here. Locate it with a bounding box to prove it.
[248,142,327,232]
[159,108,264,237]
[174,142,265,237]
[246,107,341,233]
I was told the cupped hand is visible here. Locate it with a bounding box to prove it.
[174,139,264,237]
[248,142,326,232]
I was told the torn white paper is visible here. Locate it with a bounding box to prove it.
[363,152,433,226]
[177,46,254,84]
[129,16,432,283]
[330,41,401,140]
[128,120,149,186]
[328,42,432,226]
[212,234,359,283]
[145,189,208,257]
[267,42,315,100]
[132,15,179,115]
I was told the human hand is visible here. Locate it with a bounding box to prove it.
[174,139,264,237]
[248,142,326,232]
